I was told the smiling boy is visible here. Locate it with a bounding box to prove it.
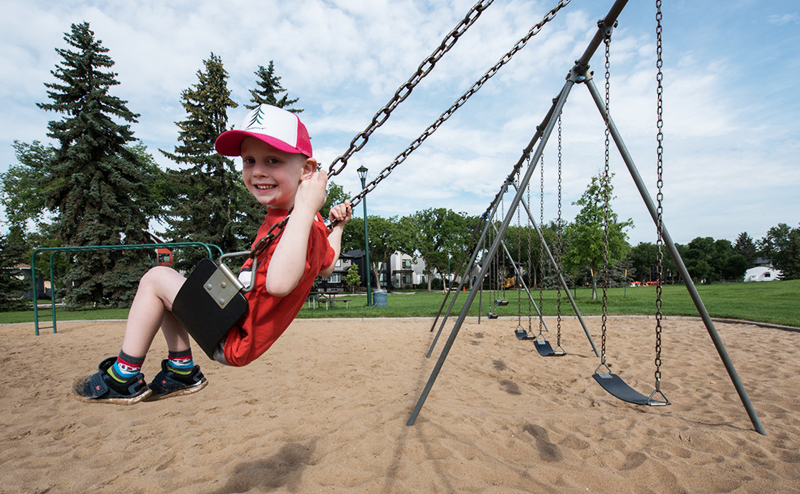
[74,105,351,404]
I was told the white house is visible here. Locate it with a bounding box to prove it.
[388,252,427,288]
[744,266,782,282]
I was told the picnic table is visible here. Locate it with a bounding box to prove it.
[307,290,351,310]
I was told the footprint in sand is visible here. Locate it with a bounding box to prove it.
[499,379,521,395]
[523,423,563,462]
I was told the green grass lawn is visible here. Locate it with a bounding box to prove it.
[3,279,798,328]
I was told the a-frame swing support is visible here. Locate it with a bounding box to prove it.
[407,0,766,436]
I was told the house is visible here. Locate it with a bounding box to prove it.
[387,252,427,289]
[744,266,782,282]
[316,250,361,292]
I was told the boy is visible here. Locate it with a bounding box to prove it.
[74,104,352,404]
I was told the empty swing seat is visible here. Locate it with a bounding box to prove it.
[534,338,555,356]
[514,328,535,340]
[494,299,509,306]
[593,371,669,406]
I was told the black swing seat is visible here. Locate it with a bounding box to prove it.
[534,338,555,356]
[172,258,249,359]
[533,338,566,357]
[494,299,509,306]
[487,312,499,319]
[592,371,669,406]
[514,328,535,340]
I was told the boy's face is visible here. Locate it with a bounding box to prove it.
[240,137,316,209]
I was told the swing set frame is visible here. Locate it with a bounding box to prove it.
[407,0,766,436]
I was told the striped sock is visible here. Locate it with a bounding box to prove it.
[167,349,194,376]
[108,351,144,383]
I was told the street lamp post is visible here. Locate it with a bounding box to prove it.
[357,165,372,306]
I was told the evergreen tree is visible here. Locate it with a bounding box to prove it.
[246,61,302,112]
[36,22,155,307]
[0,233,30,311]
[161,53,260,271]
[734,231,758,267]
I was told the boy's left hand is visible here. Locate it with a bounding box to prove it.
[329,200,352,226]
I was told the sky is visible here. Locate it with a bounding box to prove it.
[1,0,798,246]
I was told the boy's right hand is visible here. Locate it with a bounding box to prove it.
[295,170,328,215]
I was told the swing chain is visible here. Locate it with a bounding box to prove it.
[600,34,612,365]
[342,0,573,210]
[539,153,545,336]
[556,112,563,344]
[654,0,665,389]
[326,0,494,178]
[527,169,534,333]
[249,208,294,259]
[516,170,523,324]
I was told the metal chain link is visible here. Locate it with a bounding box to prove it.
[346,0,573,209]
[516,170,523,325]
[249,0,573,259]
[249,207,294,258]
[654,0,665,391]
[527,172,534,333]
[326,0,494,178]
[600,34,612,365]
[556,112,563,346]
[539,153,545,336]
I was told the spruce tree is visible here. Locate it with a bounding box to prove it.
[37,22,155,307]
[0,233,30,311]
[161,53,259,271]
[246,61,302,112]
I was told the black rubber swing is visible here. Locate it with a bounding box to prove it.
[171,253,255,359]
[592,364,668,406]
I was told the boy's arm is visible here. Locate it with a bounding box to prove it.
[265,172,328,297]
[319,201,352,278]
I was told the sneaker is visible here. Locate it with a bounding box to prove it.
[146,359,208,401]
[73,356,152,405]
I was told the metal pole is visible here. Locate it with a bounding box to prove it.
[584,77,766,436]
[359,171,372,306]
[408,77,575,426]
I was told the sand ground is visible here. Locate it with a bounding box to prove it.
[1,316,798,493]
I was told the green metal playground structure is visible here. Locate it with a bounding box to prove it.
[30,242,222,336]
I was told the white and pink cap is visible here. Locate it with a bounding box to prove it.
[215,104,312,158]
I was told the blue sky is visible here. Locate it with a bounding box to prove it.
[1,0,798,246]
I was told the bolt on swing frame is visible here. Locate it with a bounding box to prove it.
[408,0,766,436]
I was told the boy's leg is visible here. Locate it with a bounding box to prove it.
[120,266,189,357]
[74,267,198,404]
[127,268,209,400]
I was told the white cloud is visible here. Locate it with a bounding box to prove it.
[1,0,799,246]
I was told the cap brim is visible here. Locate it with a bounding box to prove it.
[215,130,306,157]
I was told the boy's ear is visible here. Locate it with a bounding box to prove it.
[301,157,318,180]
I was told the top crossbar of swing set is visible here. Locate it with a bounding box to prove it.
[30,242,222,336]
[408,0,766,436]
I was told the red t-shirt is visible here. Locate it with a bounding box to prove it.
[223,208,335,367]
